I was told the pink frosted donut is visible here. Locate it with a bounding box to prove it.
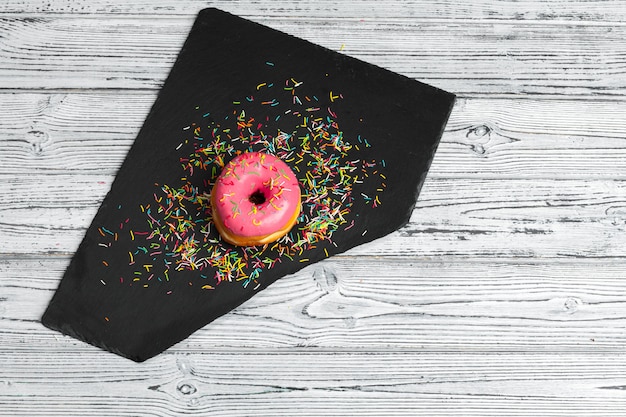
[210,152,301,246]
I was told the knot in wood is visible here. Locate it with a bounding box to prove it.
[470,143,486,155]
[176,357,195,375]
[467,124,491,139]
[563,297,582,313]
[177,380,197,395]
[26,129,50,155]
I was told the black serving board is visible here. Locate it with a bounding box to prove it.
[42,8,455,361]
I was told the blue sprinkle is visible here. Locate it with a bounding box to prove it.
[202,112,210,118]
[266,61,274,66]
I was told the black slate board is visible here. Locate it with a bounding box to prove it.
[42,8,455,362]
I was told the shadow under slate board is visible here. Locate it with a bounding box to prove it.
[42,8,455,362]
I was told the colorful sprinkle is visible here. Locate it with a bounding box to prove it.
[98,75,386,293]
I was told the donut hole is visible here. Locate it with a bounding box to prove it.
[248,189,267,206]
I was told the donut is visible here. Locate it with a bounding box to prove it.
[210,152,301,246]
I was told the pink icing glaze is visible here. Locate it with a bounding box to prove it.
[212,152,301,239]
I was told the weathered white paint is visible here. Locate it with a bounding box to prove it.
[0,17,624,96]
[1,0,626,22]
[1,1,626,416]
[3,93,626,178]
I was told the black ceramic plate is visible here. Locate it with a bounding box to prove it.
[42,8,455,361]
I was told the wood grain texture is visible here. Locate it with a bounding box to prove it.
[1,0,626,22]
[3,350,626,416]
[0,17,624,96]
[2,0,626,416]
[2,257,626,353]
[2,93,626,179]
[2,174,626,258]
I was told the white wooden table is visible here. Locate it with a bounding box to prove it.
[2,1,626,415]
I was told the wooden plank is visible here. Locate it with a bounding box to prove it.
[2,92,626,179]
[0,17,624,96]
[2,0,626,22]
[3,256,626,352]
[2,392,626,417]
[2,350,626,416]
[1,174,625,258]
